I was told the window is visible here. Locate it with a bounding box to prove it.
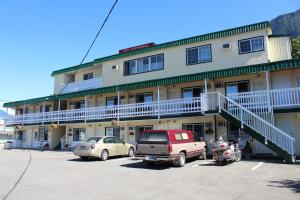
[38,127,48,141]
[85,137,102,143]
[238,36,264,54]
[105,127,120,138]
[106,97,118,106]
[225,81,249,94]
[139,131,168,142]
[40,105,51,112]
[74,101,85,109]
[186,44,212,65]
[73,128,86,142]
[182,123,204,138]
[83,73,93,80]
[18,107,29,115]
[112,137,124,144]
[124,54,164,75]
[182,87,203,98]
[175,132,189,140]
[136,93,153,103]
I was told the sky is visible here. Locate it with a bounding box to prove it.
[0,0,299,102]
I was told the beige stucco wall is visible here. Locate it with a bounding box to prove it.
[274,113,300,155]
[268,36,292,62]
[99,29,270,88]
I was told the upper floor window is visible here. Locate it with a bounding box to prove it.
[83,73,93,80]
[186,44,212,65]
[124,54,164,76]
[182,87,203,98]
[136,92,153,103]
[238,36,264,54]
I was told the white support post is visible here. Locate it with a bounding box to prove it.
[22,104,25,126]
[84,96,87,123]
[204,79,208,94]
[58,99,61,124]
[157,86,160,120]
[117,91,120,122]
[265,71,272,111]
[42,102,45,125]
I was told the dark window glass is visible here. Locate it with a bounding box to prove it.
[139,132,168,142]
[187,45,211,65]
[239,36,264,54]
[83,73,93,80]
[124,54,164,75]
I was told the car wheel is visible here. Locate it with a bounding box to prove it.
[100,150,109,161]
[128,147,134,157]
[175,152,186,167]
[80,156,88,161]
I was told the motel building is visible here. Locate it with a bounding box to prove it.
[4,21,300,162]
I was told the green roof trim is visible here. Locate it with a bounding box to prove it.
[51,21,270,76]
[4,58,300,108]
[268,34,292,38]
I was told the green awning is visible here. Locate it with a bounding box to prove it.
[4,58,300,108]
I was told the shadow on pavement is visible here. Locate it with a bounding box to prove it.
[267,179,300,193]
[68,156,125,162]
[120,161,171,170]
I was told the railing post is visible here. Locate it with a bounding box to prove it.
[157,86,160,120]
[117,91,120,121]
[58,99,61,124]
[84,96,87,123]
[240,109,244,129]
[22,104,25,126]
[218,92,221,113]
[42,102,45,125]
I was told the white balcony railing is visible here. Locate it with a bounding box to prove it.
[7,87,300,125]
[6,97,202,125]
[60,77,102,94]
[228,87,300,109]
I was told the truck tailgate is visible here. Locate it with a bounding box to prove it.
[136,143,169,156]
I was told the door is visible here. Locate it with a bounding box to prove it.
[135,126,153,143]
[112,137,127,155]
[227,122,251,149]
[182,124,204,140]
[102,137,117,156]
[105,127,120,138]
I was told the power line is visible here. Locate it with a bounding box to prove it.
[80,0,119,64]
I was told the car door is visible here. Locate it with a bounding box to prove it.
[112,137,127,155]
[103,137,117,156]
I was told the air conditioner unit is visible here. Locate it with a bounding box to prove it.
[112,65,119,70]
[223,43,232,49]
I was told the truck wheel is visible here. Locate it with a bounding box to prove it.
[175,152,186,167]
[100,150,109,161]
[128,147,134,157]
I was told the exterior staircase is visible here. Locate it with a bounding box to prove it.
[203,92,296,163]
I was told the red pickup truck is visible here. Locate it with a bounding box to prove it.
[135,130,206,167]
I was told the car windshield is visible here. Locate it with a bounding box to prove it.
[139,131,168,143]
[85,137,102,143]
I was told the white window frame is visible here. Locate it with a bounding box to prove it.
[186,44,212,65]
[238,36,264,54]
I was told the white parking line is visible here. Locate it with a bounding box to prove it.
[251,162,264,171]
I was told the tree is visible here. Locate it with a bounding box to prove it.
[292,37,300,58]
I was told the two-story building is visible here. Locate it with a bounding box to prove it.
[4,21,300,162]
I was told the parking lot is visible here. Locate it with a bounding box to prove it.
[0,148,299,200]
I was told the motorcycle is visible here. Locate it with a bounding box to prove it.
[212,136,241,164]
